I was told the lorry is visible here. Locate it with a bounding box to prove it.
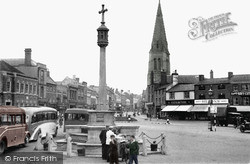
[208,106,242,127]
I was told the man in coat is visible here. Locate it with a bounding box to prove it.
[128,135,139,164]
[99,125,109,160]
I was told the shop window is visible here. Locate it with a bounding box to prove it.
[218,84,225,89]
[184,91,190,99]
[199,85,205,90]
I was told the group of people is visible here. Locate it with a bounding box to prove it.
[99,125,139,164]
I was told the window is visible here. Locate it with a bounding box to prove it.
[6,81,11,92]
[243,97,249,105]
[242,84,250,91]
[15,115,22,124]
[218,84,225,89]
[33,85,37,94]
[170,92,175,99]
[199,94,205,99]
[154,58,157,70]
[199,85,205,90]
[158,58,161,70]
[16,82,20,92]
[184,91,190,99]
[218,93,225,99]
[25,84,29,93]
[233,85,238,91]
[0,114,12,125]
[233,97,239,105]
[20,83,24,93]
[29,84,33,94]
[40,70,45,83]
[40,86,44,98]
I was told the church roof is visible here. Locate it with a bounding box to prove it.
[150,1,169,54]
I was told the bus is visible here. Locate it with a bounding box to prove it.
[0,106,30,154]
[21,107,58,141]
[64,108,89,132]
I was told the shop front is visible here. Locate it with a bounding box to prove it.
[190,99,229,120]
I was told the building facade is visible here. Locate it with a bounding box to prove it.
[0,60,38,106]
[3,48,55,107]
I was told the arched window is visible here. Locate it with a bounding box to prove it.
[158,58,161,70]
[154,58,157,70]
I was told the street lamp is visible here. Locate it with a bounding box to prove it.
[208,87,213,131]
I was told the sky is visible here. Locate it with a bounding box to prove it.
[0,0,249,95]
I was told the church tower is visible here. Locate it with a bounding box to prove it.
[147,1,170,104]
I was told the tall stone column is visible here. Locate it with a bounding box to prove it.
[97,4,109,111]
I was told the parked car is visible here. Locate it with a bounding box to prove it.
[239,121,250,133]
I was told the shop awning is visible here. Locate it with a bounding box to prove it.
[231,106,250,112]
[175,105,193,112]
[211,105,227,109]
[189,105,209,112]
[161,105,179,112]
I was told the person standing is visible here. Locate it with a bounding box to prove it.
[106,127,116,162]
[99,125,108,160]
[128,135,139,164]
[109,135,119,164]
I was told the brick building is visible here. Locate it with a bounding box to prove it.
[0,60,38,106]
[3,48,55,107]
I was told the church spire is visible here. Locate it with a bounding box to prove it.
[150,0,169,54]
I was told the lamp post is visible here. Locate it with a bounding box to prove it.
[208,87,213,131]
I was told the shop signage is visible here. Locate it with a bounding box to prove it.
[166,100,194,105]
[212,99,228,104]
[231,92,250,96]
[195,99,228,104]
[195,99,209,104]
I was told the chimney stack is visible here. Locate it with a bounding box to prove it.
[228,72,233,79]
[172,70,178,85]
[24,48,32,66]
[199,75,205,81]
[210,70,214,79]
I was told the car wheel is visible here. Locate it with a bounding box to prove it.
[240,126,245,133]
[0,140,6,154]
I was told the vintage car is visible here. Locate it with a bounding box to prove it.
[240,121,250,133]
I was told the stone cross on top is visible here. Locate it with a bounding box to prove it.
[99,4,108,24]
